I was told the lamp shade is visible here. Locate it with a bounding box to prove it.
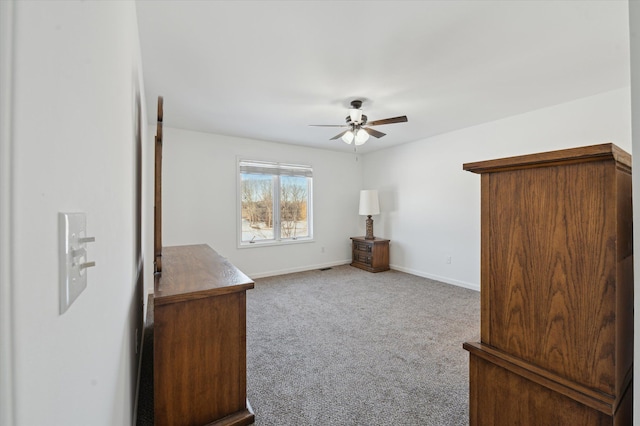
[359,190,380,215]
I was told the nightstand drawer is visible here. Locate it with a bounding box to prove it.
[353,242,372,253]
[354,252,372,265]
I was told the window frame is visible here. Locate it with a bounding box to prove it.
[237,158,314,248]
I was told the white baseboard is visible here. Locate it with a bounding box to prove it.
[389,264,480,292]
[245,260,480,292]
[247,260,352,279]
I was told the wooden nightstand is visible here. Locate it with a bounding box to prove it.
[350,236,390,273]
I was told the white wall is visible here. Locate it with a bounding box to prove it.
[629,0,640,420]
[8,1,148,425]
[0,1,15,423]
[161,127,362,278]
[362,87,631,291]
[162,88,631,287]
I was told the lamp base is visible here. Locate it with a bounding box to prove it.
[365,215,374,240]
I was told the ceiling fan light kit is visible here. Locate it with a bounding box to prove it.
[311,99,408,146]
[354,128,369,145]
[341,126,370,145]
[342,130,355,144]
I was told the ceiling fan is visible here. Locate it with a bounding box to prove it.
[310,100,408,145]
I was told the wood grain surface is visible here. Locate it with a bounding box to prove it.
[463,144,633,425]
[154,245,254,305]
[154,244,254,426]
[350,237,390,273]
[484,160,619,393]
[468,353,612,425]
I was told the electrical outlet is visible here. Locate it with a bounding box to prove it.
[446,256,452,264]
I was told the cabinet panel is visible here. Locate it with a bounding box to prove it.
[485,161,617,393]
[155,292,247,425]
[469,354,611,426]
[463,144,633,425]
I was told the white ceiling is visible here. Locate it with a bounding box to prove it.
[136,1,630,154]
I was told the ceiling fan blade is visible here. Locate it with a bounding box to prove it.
[367,116,408,126]
[309,124,349,128]
[364,127,386,138]
[330,129,350,140]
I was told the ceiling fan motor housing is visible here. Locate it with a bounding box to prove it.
[345,114,367,125]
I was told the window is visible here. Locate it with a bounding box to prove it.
[239,159,313,246]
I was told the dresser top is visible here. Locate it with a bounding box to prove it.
[463,143,631,174]
[154,244,254,306]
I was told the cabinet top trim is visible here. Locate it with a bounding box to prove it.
[463,143,631,174]
[351,236,390,242]
[154,244,254,306]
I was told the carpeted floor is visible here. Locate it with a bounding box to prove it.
[246,265,480,425]
[136,265,480,425]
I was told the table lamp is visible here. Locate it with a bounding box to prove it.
[359,189,380,240]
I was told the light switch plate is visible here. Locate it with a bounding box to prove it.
[59,212,91,314]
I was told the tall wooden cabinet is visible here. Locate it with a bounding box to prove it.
[463,144,633,425]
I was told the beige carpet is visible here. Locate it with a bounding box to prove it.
[246,265,480,425]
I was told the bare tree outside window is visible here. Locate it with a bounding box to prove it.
[241,175,274,241]
[280,176,308,239]
[239,161,312,244]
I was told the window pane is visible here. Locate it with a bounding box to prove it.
[241,173,274,242]
[280,175,309,239]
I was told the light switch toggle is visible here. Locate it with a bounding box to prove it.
[59,212,96,314]
[79,261,96,270]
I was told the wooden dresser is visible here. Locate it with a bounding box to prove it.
[350,236,390,272]
[463,143,633,425]
[153,244,255,426]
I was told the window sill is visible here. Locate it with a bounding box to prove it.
[238,238,315,249]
